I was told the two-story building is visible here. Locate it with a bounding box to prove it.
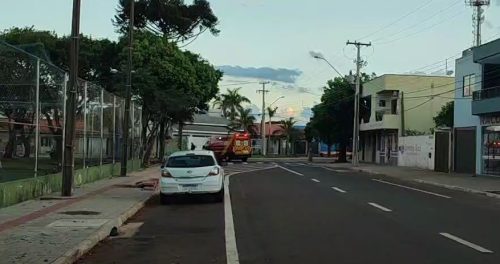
[359,74,454,165]
[454,38,500,176]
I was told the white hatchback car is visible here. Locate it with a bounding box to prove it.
[160,150,224,204]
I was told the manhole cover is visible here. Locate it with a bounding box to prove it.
[47,219,109,228]
[59,210,101,215]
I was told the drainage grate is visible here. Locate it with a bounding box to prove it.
[59,210,101,216]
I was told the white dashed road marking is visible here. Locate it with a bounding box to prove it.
[368,202,392,212]
[277,165,304,176]
[372,179,451,199]
[439,233,493,254]
[332,187,347,193]
[311,179,320,183]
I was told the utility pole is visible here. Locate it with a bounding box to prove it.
[121,0,135,177]
[62,0,81,196]
[346,40,371,166]
[400,92,405,137]
[467,0,490,47]
[257,81,270,156]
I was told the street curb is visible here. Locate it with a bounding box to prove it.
[51,191,156,264]
[413,179,500,200]
[348,166,500,200]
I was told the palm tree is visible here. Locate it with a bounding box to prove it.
[213,88,251,122]
[280,117,297,155]
[267,106,278,153]
[236,108,256,134]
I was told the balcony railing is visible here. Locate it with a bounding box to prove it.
[473,86,500,101]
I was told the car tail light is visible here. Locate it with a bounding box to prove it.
[161,170,172,178]
[208,167,219,176]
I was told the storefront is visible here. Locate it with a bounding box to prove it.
[481,116,500,176]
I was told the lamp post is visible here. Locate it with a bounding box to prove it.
[309,51,344,78]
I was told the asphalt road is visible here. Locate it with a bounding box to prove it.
[79,161,500,264]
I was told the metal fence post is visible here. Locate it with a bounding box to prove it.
[61,73,68,173]
[34,59,40,178]
[112,95,116,166]
[83,82,87,176]
[100,88,104,176]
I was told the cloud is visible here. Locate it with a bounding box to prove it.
[300,107,313,119]
[218,65,302,83]
[271,83,318,94]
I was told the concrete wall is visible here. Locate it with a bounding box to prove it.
[454,50,483,175]
[0,159,142,208]
[398,135,434,170]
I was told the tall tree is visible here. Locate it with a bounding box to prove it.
[280,117,297,155]
[433,101,454,128]
[115,0,219,43]
[213,88,251,122]
[309,77,354,161]
[236,108,256,134]
[123,31,221,164]
[266,106,278,153]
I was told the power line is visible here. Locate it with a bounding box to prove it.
[375,8,466,45]
[372,0,462,43]
[357,0,435,41]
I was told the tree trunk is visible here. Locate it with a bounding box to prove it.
[177,122,184,150]
[3,118,16,159]
[142,124,159,166]
[159,121,166,158]
[327,144,332,157]
[337,142,347,163]
[22,134,31,158]
[307,141,313,162]
[285,139,289,156]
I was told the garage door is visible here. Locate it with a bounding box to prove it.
[454,128,476,174]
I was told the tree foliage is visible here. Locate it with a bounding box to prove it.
[213,88,251,122]
[307,72,376,161]
[433,101,454,128]
[123,31,222,162]
[115,0,219,43]
[236,108,256,134]
[280,117,297,155]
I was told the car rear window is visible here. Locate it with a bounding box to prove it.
[166,155,215,168]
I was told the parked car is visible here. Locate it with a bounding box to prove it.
[160,150,224,204]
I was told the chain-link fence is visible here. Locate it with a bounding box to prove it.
[0,41,142,183]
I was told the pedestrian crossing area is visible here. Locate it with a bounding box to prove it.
[224,162,277,176]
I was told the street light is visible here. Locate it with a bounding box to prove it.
[309,51,344,78]
[267,96,284,155]
[270,96,285,107]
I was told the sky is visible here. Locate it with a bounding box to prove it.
[1,0,500,124]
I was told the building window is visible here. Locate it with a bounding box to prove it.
[379,100,386,107]
[463,74,475,97]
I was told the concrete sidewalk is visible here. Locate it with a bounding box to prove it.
[0,167,159,264]
[322,162,500,198]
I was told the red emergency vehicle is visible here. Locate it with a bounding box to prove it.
[204,133,252,162]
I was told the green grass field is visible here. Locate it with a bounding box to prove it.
[0,158,85,183]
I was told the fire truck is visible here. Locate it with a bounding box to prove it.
[204,133,252,162]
